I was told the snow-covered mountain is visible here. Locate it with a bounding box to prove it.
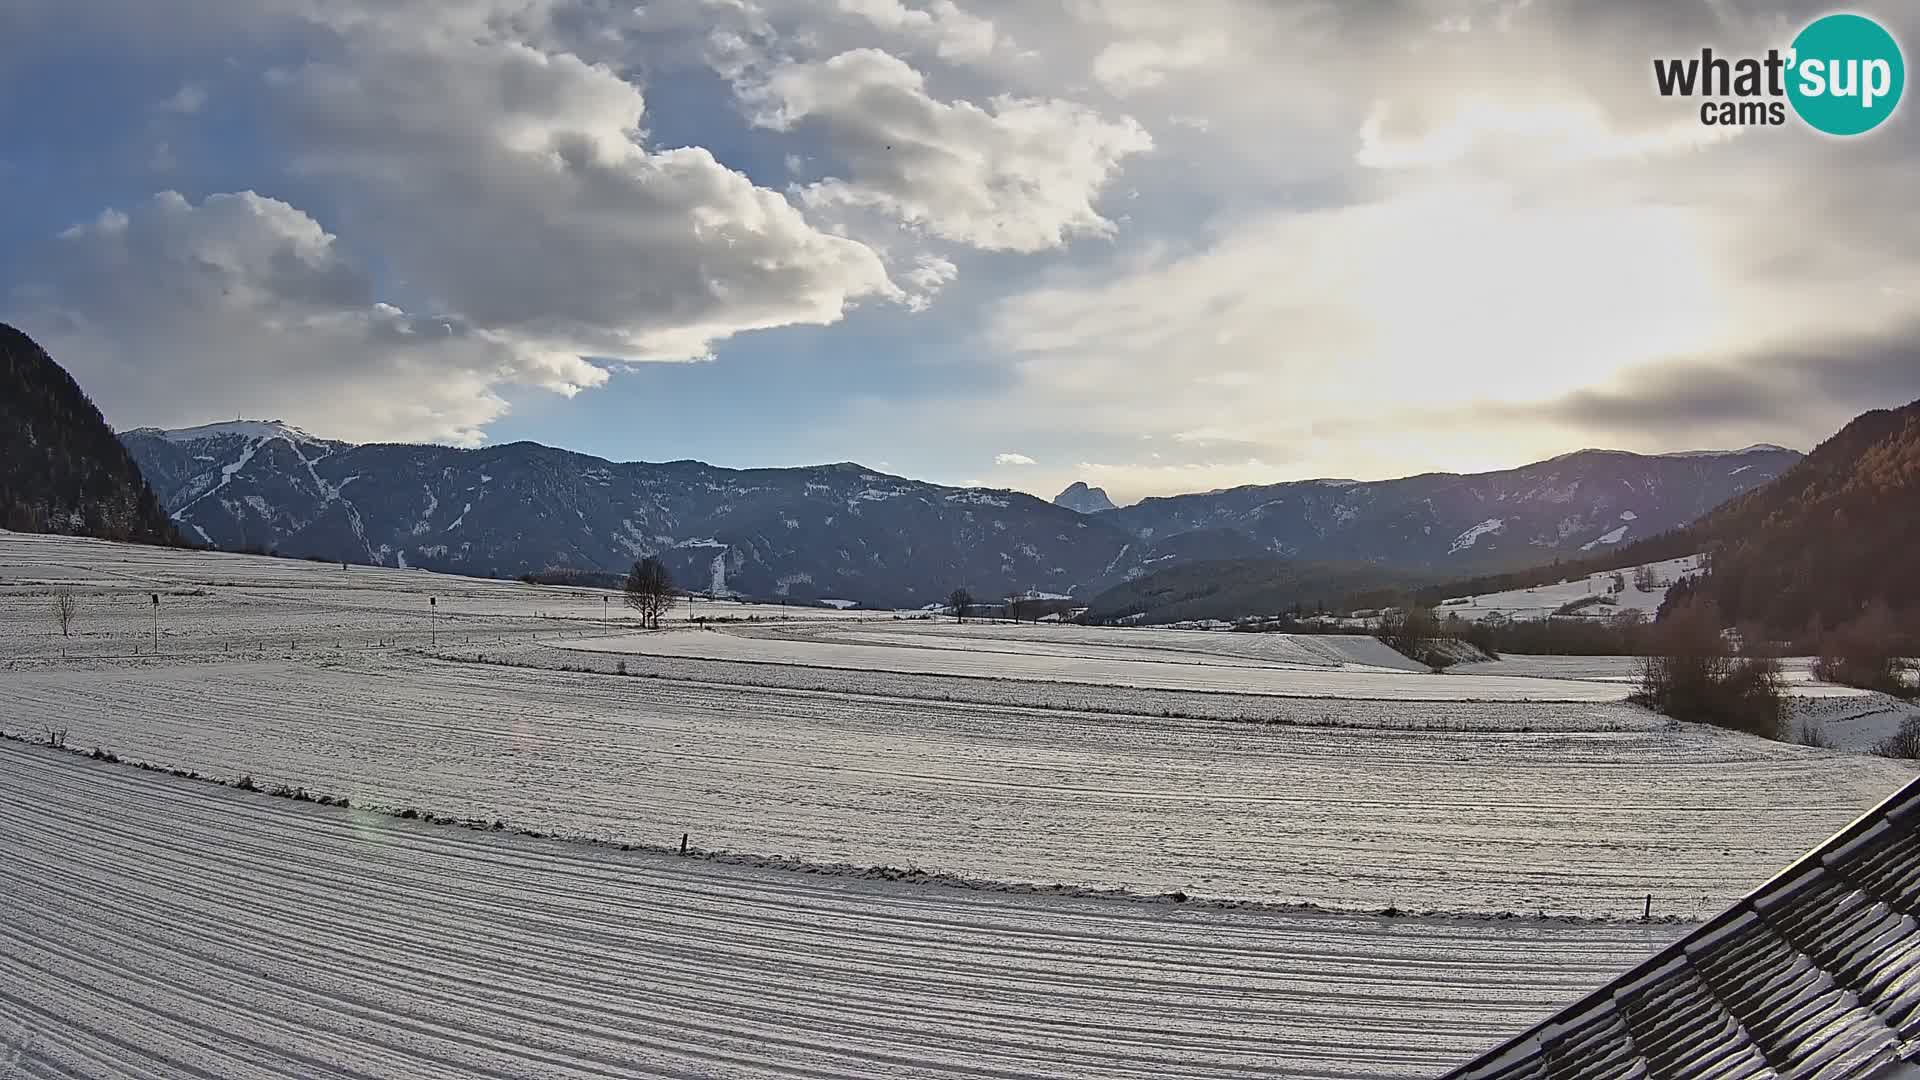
[1102,446,1800,568]
[119,424,1800,606]
[1054,482,1117,514]
[120,425,1123,607]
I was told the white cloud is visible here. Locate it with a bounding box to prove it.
[902,253,958,311]
[1090,32,1230,94]
[987,150,1920,487]
[1074,458,1295,497]
[993,452,1036,466]
[1355,99,1733,171]
[906,254,959,290]
[738,48,1152,252]
[988,186,1725,481]
[835,0,1000,61]
[155,83,208,114]
[14,191,595,444]
[269,29,901,365]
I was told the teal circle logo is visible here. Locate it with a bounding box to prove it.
[1788,13,1905,135]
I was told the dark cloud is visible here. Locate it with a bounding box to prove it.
[1499,330,1920,448]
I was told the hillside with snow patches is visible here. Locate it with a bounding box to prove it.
[1101,446,1798,570]
[1439,553,1707,623]
[119,421,1796,607]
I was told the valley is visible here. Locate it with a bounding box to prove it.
[3,532,1913,1078]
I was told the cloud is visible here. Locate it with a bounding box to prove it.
[736,48,1152,252]
[835,0,1001,61]
[155,83,208,114]
[1090,31,1231,94]
[12,191,596,444]
[1354,99,1733,171]
[899,253,959,311]
[1495,331,1920,452]
[1071,458,1301,500]
[988,141,1920,480]
[960,0,1920,484]
[995,184,1724,426]
[993,451,1036,466]
[268,27,901,365]
[6,0,934,444]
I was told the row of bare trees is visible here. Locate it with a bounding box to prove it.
[945,587,1055,624]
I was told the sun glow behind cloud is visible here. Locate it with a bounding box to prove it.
[1314,187,1728,406]
[992,181,1737,492]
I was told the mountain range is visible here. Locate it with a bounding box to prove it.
[118,418,1798,608]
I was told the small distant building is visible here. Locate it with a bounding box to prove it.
[1445,775,1920,1079]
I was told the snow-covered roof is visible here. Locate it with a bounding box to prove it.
[1445,773,1920,1078]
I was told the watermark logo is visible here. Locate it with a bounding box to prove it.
[1653,11,1904,135]
[1790,13,1905,133]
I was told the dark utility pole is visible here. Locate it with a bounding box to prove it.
[430,596,437,648]
[150,593,159,653]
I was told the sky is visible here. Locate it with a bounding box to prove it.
[4,0,1918,506]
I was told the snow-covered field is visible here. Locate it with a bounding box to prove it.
[1439,554,1704,623]
[557,622,1636,702]
[461,641,1675,729]
[806,621,1433,670]
[1790,692,1920,751]
[0,741,1679,1080]
[2,533,1915,1078]
[0,531,903,662]
[6,654,1910,916]
[1464,654,1872,697]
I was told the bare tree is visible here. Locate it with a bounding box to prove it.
[624,557,676,630]
[1633,564,1659,592]
[948,587,973,623]
[1878,717,1920,760]
[53,588,77,638]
